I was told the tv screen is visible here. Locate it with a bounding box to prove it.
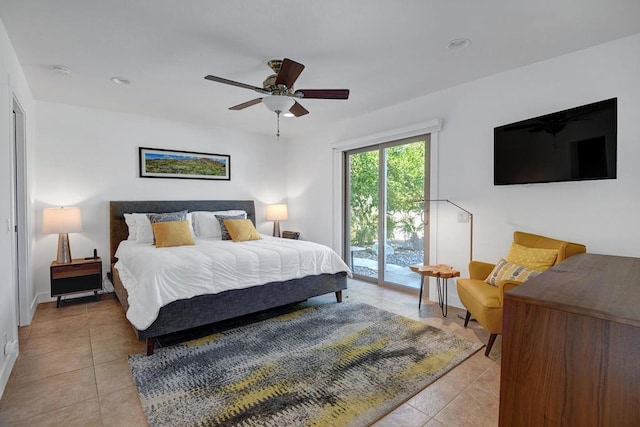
[494,98,617,185]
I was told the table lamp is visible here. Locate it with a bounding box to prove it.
[265,204,288,237]
[42,207,83,264]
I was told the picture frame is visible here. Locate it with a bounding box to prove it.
[139,147,230,181]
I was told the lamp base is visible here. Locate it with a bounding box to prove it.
[272,220,281,238]
[56,233,72,264]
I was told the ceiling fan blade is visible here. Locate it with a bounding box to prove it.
[275,58,305,88]
[229,98,263,110]
[295,89,350,100]
[205,75,269,94]
[289,101,309,117]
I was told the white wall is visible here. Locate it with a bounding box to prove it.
[290,34,640,307]
[0,18,35,397]
[32,102,288,303]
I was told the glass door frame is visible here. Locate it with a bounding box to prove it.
[344,134,431,288]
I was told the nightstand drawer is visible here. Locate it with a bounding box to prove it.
[51,274,102,296]
[51,263,101,280]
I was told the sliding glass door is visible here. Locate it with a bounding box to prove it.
[346,149,380,279]
[345,135,429,288]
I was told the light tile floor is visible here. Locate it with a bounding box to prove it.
[0,279,501,426]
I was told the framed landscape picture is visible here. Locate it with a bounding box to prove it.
[139,147,230,181]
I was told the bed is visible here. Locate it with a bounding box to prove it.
[109,200,349,355]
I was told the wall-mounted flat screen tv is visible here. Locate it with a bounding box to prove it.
[494,98,617,185]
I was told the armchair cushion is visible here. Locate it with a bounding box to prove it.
[485,258,542,286]
[506,243,558,271]
[457,278,503,333]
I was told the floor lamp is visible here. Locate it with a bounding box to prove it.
[423,199,474,320]
[425,199,473,263]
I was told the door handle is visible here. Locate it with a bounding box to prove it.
[423,209,429,226]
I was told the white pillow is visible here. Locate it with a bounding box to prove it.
[123,213,137,240]
[128,212,196,243]
[186,212,195,237]
[192,210,247,238]
[133,213,154,243]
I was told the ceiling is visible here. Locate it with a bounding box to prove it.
[1,1,639,139]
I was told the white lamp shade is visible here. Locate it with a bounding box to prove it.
[265,204,288,221]
[42,207,83,234]
[262,95,295,113]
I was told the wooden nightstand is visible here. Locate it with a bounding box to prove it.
[50,258,103,308]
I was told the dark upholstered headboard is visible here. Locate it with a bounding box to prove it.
[109,200,256,265]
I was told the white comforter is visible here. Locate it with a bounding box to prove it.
[114,235,351,330]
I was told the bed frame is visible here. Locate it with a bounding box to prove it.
[109,200,347,355]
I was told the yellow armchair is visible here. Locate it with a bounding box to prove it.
[456,231,586,356]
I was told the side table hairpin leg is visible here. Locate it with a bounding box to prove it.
[419,275,448,316]
[436,277,448,317]
[418,275,427,309]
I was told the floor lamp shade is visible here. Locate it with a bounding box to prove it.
[265,204,288,237]
[43,207,83,264]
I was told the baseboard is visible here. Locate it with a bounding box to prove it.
[0,349,18,400]
[34,291,51,307]
[28,293,42,323]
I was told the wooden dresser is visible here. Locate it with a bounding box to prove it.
[500,253,640,426]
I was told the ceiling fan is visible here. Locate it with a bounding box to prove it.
[204,58,349,136]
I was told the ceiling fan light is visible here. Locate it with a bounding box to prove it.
[262,95,295,113]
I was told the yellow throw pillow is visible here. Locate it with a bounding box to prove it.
[506,243,558,271]
[485,258,542,286]
[151,220,195,248]
[223,219,261,242]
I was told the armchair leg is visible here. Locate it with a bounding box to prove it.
[485,334,498,357]
[463,310,471,327]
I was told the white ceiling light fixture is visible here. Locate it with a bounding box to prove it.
[447,38,471,51]
[51,65,71,75]
[110,76,131,85]
[262,95,295,114]
[262,95,295,139]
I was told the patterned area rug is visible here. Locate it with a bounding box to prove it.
[128,302,482,427]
